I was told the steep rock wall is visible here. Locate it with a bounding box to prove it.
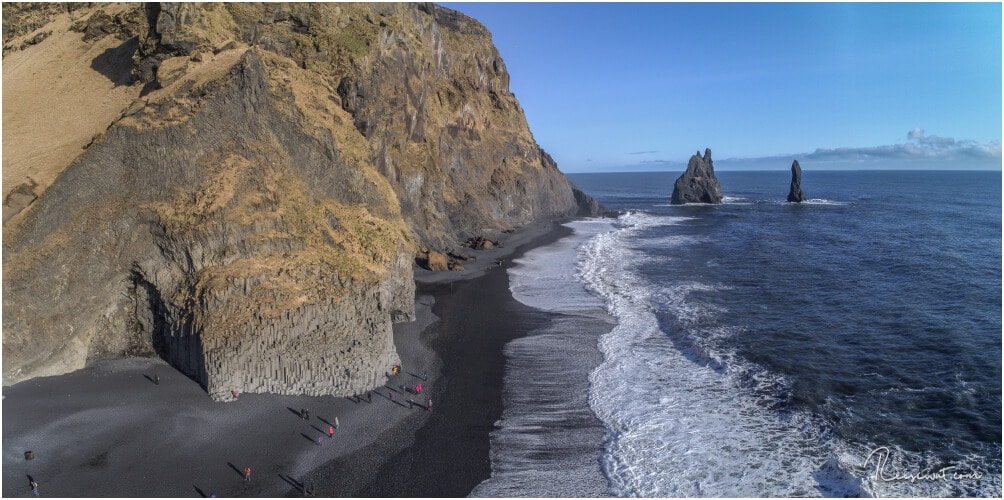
[2,3,597,397]
[4,47,413,399]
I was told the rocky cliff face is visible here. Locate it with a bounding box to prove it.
[787,159,807,203]
[2,3,598,398]
[670,148,723,204]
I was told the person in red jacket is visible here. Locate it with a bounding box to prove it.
[244,467,251,482]
[327,425,334,438]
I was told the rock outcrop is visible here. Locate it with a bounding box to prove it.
[787,159,807,203]
[2,3,599,399]
[670,148,723,204]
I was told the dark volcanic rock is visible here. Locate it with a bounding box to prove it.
[2,3,601,398]
[787,159,807,203]
[670,148,723,204]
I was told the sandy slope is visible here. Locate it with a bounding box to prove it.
[2,5,140,221]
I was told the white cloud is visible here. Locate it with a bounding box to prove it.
[803,130,1001,163]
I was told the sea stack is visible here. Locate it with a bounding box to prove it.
[670,148,723,204]
[787,160,807,203]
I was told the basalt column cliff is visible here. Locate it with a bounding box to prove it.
[2,3,598,399]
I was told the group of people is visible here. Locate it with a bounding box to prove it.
[387,364,433,412]
[224,364,433,496]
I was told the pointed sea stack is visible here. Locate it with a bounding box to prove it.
[787,160,807,203]
[671,148,723,204]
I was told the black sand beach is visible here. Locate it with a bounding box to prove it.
[2,220,574,497]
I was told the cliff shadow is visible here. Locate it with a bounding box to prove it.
[130,268,210,392]
[90,36,138,87]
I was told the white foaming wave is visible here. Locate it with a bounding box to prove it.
[617,210,695,228]
[839,439,1002,497]
[507,219,614,316]
[475,218,620,497]
[651,282,730,325]
[802,198,846,206]
[471,317,613,498]
[577,211,1002,497]
[579,211,870,497]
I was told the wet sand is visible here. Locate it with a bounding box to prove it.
[1,220,574,497]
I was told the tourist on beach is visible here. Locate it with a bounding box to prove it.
[244,467,251,482]
[316,435,323,447]
[29,479,38,497]
[408,398,413,409]
[422,370,428,381]
[335,416,339,429]
[367,392,371,403]
[328,425,334,438]
[415,383,423,394]
[231,390,238,399]
[154,374,160,385]
[388,390,393,400]
[428,398,432,412]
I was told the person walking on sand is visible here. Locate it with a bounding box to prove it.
[428,398,433,412]
[335,416,339,429]
[328,425,334,438]
[244,467,252,483]
[423,370,428,381]
[154,374,160,385]
[316,435,323,447]
[29,479,39,497]
[408,398,414,409]
[416,383,423,394]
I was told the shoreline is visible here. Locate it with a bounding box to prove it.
[298,220,577,496]
[1,219,578,497]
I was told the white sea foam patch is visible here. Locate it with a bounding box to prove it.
[507,219,615,315]
[802,198,847,206]
[472,217,620,498]
[470,317,613,498]
[579,212,869,497]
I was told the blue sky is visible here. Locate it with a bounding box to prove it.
[441,2,1002,172]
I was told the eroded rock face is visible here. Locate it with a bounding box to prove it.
[671,148,723,204]
[787,160,807,203]
[2,3,598,398]
[4,49,413,400]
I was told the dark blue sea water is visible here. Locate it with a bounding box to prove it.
[476,170,1001,497]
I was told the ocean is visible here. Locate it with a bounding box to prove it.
[473,170,1001,497]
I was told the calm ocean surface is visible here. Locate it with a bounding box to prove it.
[475,170,1001,497]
